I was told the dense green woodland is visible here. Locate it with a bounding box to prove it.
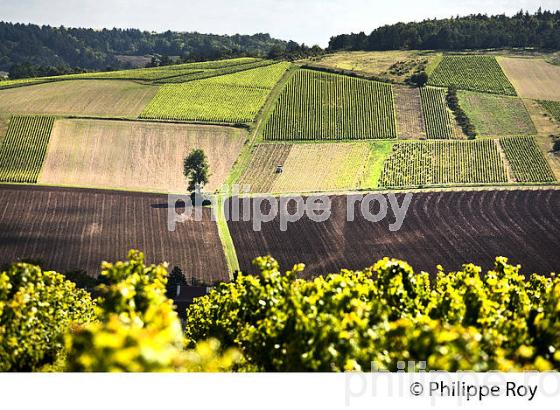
[0,21,288,72]
[329,10,560,51]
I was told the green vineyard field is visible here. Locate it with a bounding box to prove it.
[538,100,560,122]
[0,116,55,183]
[380,139,508,187]
[139,63,289,123]
[155,60,278,84]
[263,69,397,140]
[500,136,556,183]
[428,55,517,96]
[193,62,291,89]
[459,91,536,136]
[420,87,455,139]
[0,58,266,89]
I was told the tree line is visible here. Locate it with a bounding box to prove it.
[0,21,290,72]
[329,9,560,51]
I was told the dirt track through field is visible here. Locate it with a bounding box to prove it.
[393,85,426,138]
[228,190,560,277]
[0,185,228,283]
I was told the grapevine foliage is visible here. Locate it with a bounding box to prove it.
[0,263,95,371]
[185,256,560,371]
[65,250,239,372]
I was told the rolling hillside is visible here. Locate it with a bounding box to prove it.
[0,49,559,281]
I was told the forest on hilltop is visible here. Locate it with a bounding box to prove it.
[0,22,288,71]
[329,9,560,51]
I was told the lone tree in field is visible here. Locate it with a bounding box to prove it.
[183,149,209,192]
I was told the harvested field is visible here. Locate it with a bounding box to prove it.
[0,185,228,283]
[0,80,158,117]
[0,115,9,139]
[393,85,426,138]
[39,119,246,193]
[271,143,372,193]
[227,190,560,277]
[237,141,393,193]
[458,91,536,136]
[499,57,560,101]
[237,144,292,193]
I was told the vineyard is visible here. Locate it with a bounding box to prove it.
[263,69,397,140]
[0,80,158,117]
[191,62,291,89]
[419,86,456,139]
[155,60,278,84]
[539,100,560,122]
[0,116,54,183]
[0,78,51,89]
[0,57,263,85]
[459,91,537,135]
[500,136,556,183]
[379,139,508,187]
[428,55,517,95]
[139,63,289,123]
[379,142,433,187]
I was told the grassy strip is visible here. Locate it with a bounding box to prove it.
[360,141,395,189]
[425,53,443,76]
[214,195,240,279]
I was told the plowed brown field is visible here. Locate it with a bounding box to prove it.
[228,190,560,277]
[0,185,228,283]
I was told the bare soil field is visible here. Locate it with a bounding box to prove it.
[39,119,246,193]
[499,57,560,101]
[0,80,158,117]
[0,185,228,283]
[393,85,426,138]
[228,190,560,277]
[0,114,9,140]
